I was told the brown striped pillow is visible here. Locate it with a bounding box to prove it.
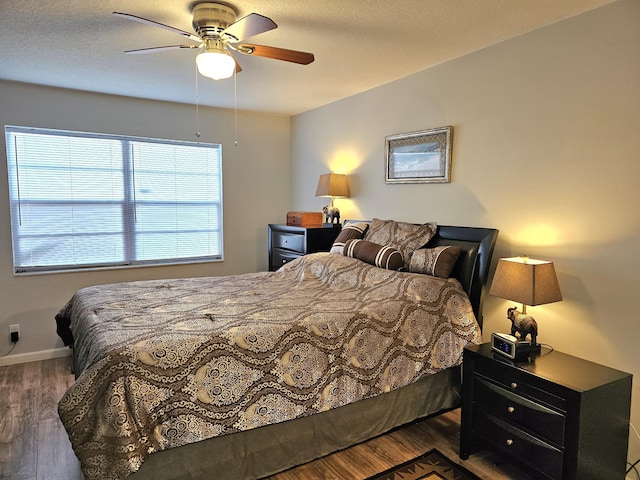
[409,246,462,277]
[363,218,437,268]
[343,239,404,270]
[330,222,369,255]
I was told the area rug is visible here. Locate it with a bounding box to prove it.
[367,449,480,480]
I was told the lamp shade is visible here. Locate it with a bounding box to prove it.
[315,173,350,198]
[489,256,562,307]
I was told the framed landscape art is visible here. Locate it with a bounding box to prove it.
[385,126,452,184]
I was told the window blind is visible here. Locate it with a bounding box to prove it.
[5,126,223,274]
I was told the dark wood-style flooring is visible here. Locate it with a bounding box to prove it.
[0,356,533,480]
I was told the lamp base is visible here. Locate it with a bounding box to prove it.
[515,341,541,358]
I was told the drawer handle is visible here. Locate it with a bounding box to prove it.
[507,406,515,413]
[510,382,518,389]
[506,439,514,446]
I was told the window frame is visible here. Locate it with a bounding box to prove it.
[5,125,224,275]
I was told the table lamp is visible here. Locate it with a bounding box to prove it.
[315,173,349,223]
[489,256,562,350]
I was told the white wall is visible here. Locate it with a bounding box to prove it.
[292,0,640,462]
[0,81,291,362]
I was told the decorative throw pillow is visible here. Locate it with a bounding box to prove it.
[409,246,462,278]
[330,222,369,254]
[343,239,404,270]
[363,218,437,268]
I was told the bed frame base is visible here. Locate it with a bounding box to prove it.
[130,368,462,480]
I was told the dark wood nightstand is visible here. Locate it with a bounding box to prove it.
[460,342,632,480]
[268,224,341,271]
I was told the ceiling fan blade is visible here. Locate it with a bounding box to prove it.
[124,45,199,54]
[222,13,277,42]
[113,12,201,42]
[238,44,314,65]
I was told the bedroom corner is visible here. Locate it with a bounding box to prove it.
[0,81,291,366]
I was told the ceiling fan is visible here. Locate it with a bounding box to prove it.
[113,2,315,80]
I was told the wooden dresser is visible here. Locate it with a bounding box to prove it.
[268,224,341,271]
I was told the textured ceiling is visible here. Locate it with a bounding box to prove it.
[0,0,615,115]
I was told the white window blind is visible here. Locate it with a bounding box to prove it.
[5,126,223,274]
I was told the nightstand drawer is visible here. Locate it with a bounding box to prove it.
[474,409,564,480]
[475,358,566,412]
[271,248,301,268]
[474,375,565,446]
[272,231,304,253]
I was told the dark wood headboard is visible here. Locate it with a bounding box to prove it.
[426,225,498,328]
[344,221,498,329]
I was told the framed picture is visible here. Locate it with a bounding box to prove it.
[385,126,453,184]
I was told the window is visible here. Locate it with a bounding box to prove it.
[5,126,223,274]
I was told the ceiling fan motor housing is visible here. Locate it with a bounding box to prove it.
[192,2,237,39]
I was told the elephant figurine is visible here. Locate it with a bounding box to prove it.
[323,205,340,223]
[507,306,538,345]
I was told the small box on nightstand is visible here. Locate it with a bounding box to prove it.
[286,211,323,228]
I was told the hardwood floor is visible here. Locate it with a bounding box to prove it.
[0,356,81,480]
[267,409,534,480]
[0,357,533,480]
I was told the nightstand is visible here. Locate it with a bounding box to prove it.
[460,343,632,480]
[268,224,341,271]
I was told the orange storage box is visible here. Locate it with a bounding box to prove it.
[286,211,323,228]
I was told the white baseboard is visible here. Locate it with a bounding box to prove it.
[0,347,72,367]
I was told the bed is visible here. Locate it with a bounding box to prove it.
[55,219,498,480]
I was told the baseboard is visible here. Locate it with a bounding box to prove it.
[0,346,72,367]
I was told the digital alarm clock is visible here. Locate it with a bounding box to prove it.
[491,332,540,360]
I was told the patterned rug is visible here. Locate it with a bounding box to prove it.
[368,449,480,480]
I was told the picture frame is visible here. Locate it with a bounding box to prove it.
[385,126,453,184]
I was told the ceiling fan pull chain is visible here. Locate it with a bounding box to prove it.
[234,70,238,147]
[195,62,201,138]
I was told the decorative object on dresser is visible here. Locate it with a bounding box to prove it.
[286,211,323,228]
[489,256,562,357]
[460,343,632,480]
[268,223,341,271]
[385,126,453,184]
[322,205,341,223]
[315,173,350,224]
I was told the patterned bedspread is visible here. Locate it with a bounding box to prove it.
[57,253,481,480]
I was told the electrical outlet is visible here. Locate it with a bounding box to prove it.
[9,324,20,343]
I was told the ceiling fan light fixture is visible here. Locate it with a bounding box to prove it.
[116,4,314,80]
[196,46,235,80]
